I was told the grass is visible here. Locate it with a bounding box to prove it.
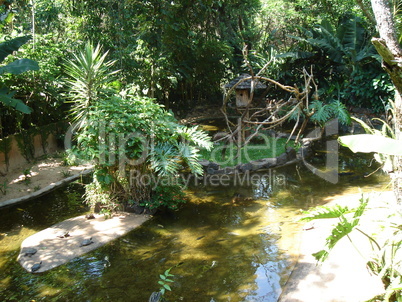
[199,137,298,167]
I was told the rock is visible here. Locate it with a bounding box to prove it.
[149,291,162,302]
[207,162,220,171]
[297,146,313,159]
[239,163,252,172]
[206,167,217,174]
[198,159,211,168]
[261,158,277,169]
[144,207,158,215]
[223,167,235,174]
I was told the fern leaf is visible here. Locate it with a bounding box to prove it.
[176,126,213,150]
[300,204,352,222]
[329,100,351,125]
[309,100,332,125]
[149,143,181,176]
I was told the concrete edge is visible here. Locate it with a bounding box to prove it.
[0,168,93,208]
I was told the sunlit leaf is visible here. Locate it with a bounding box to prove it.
[339,134,402,156]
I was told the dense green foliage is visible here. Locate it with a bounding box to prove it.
[277,14,394,113]
[0,0,395,138]
[65,44,212,211]
[0,35,38,115]
[0,1,401,300]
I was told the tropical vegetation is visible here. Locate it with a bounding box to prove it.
[1,0,402,300]
[64,43,212,213]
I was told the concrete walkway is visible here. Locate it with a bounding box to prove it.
[279,191,393,302]
[18,212,150,273]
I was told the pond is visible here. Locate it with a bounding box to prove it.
[0,148,389,301]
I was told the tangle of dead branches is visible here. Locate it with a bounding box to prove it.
[219,46,321,158]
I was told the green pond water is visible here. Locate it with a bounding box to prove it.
[0,148,389,302]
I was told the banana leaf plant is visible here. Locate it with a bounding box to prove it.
[338,116,402,173]
[0,35,39,114]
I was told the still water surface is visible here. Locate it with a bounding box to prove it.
[0,150,389,301]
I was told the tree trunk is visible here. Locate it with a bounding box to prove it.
[371,0,402,203]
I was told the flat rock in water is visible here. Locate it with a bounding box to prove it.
[17,212,150,273]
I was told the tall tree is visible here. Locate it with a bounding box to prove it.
[371,0,402,203]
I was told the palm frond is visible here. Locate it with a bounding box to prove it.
[310,24,345,63]
[351,116,375,134]
[371,117,395,139]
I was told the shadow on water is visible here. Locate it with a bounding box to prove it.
[0,147,390,302]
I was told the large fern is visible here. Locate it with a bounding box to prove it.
[309,100,333,125]
[308,100,350,126]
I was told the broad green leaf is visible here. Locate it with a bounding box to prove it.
[0,88,32,113]
[0,59,39,75]
[0,35,31,63]
[339,134,402,156]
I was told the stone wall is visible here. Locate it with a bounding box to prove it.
[0,124,65,174]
